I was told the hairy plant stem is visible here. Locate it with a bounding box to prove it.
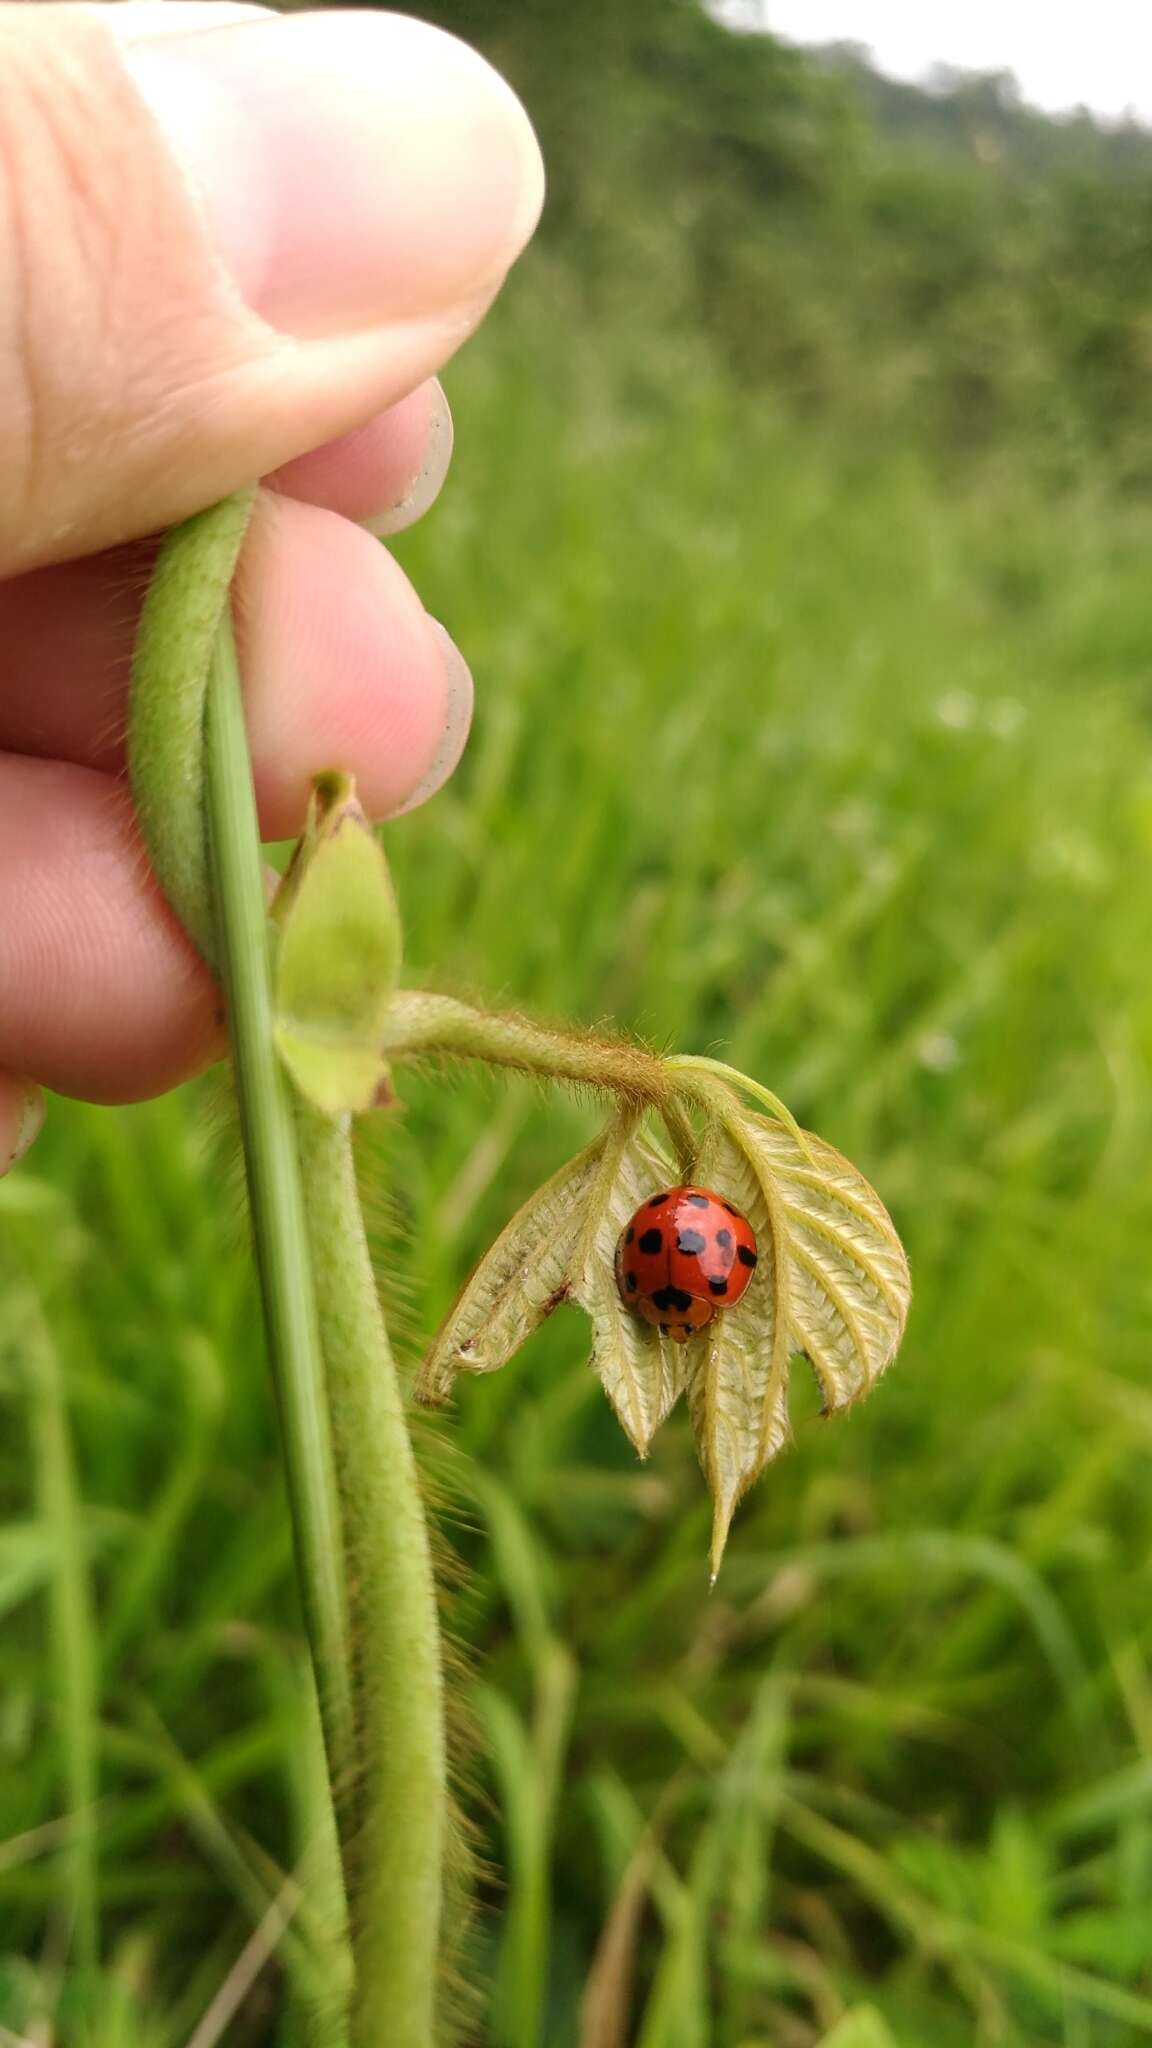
[131,494,448,2042]
[296,1105,446,2048]
[382,992,715,1168]
[203,608,357,1823]
[382,990,673,1103]
[130,489,256,960]
[18,1286,99,1979]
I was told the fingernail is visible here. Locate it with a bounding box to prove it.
[3,1083,45,1175]
[107,9,545,338]
[366,382,455,538]
[392,624,474,816]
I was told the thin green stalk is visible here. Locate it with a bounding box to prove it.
[665,1054,813,1153]
[19,1286,99,1980]
[203,608,357,1824]
[296,1103,446,2048]
[479,1639,577,2048]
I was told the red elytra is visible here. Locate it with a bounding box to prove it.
[614,1184,759,1344]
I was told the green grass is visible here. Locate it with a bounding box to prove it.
[4,280,1152,2044]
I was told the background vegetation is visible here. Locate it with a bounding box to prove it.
[5,5,1152,2043]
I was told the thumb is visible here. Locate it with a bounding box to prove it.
[0,3,543,575]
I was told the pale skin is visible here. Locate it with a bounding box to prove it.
[0,0,545,1164]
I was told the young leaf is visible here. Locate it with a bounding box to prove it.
[416,1136,608,1404]
[681,1111,910,1570]
[739,1114,910,1413]
[571,1126,687,1458]
[685,1128,791,1575]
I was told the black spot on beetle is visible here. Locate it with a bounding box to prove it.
[625,1271,638,1292]
[639,1228,663,1255]
[625,1225,635,1244]
[648,1192,669,1208]
[737,1245,758,1268]
[708,1276,728,1296]
[652,1284,693,1314]
[685,1192,710,1208]
[715,1227,734,1252]
[676,1228,707,1256]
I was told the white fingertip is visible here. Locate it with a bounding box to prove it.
[366,383,455,538]
[3,1083,45,1174]
[391,623,474,815]
[94,3,271,39]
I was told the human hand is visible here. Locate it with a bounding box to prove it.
[0,0,543,1171]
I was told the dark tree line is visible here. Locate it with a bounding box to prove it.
[295,0,1152,483]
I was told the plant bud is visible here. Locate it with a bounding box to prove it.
[272,772,402,1116]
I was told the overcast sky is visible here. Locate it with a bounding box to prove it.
[733,2,1152,125]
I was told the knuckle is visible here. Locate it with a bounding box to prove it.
[0,17,126,517]
[0,8,230,569]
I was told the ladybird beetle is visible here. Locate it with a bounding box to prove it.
[614,1185,759,1343]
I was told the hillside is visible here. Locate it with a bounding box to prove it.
[396,0,1152,486]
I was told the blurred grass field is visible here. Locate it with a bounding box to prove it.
[5,268,1152,2046]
